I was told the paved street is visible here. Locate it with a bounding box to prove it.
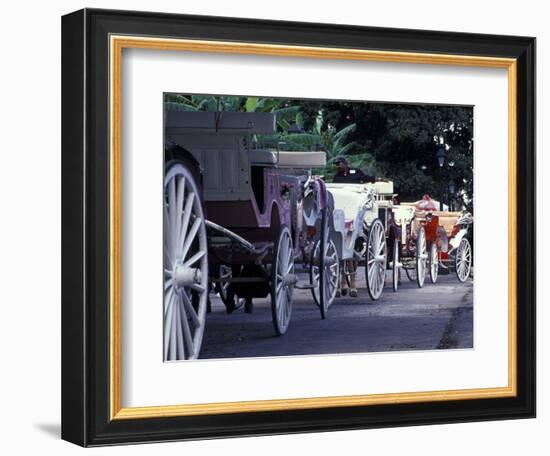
[200,271,473,359]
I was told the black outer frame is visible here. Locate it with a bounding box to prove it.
[61,8,536,447]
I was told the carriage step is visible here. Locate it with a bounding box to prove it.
[294,282,315,290]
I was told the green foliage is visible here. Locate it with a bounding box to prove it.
[164,93,473,207]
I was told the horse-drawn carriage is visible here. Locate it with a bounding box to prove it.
[324,180,393,302]
[390,196,473,289]
[163,110,336,360]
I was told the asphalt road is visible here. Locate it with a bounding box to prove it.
[200,271,473,360]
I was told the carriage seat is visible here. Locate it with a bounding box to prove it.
[250,149,326,168]
[392,205,416,225]
[432,212,462,236]
[438,217,459,236]
[327,186,371,222]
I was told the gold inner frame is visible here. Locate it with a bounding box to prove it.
[109,35,517,420]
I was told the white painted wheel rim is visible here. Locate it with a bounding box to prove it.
[366,220,387,300]
[272,227,294,335]
[311,239,339,308]
[416,226,427,288]
[455,238,472,282]
[429,242,439,284]
[392,240,399,292]
[164,164,208,361]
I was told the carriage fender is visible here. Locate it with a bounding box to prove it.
[332,209,346,233]
[449,228,468,251]
[329,209,349,260]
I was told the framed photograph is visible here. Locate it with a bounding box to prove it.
[61,8,535,447]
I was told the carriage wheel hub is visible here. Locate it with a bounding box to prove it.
[282,273,297,286]
[373,255,386,263]
[174,265,202,288]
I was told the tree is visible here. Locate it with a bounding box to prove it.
[164,94,473,207]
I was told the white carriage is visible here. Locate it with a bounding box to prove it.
[324,180,393,304]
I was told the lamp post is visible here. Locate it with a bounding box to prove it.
[448,179,456,211]
[435,145,447,209]
[436,145,446,168]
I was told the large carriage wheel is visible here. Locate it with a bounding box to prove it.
[365,219,387,301]
[391,239,400,292]
[310,207,339,318]
[271,226,295,335]
[310,238,339,318]
[415,226,428,288]
[428,241,439,284]
[455,238,472,282]
[164,163,208,361]
[215,265,245,313]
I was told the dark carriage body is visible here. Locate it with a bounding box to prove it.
[164,108,332,347]
[165,110,326,237]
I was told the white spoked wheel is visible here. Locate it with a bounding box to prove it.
[365,219,387,301]
[415,226,428,288]
[392,239,400,292]
[310,238,339,318]
[429,241,439,284]
[455,238,472,282]
[164,163,208,361]
[215,265,245,313]
[271,226,295,335]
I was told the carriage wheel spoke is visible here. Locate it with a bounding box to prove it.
[281,292,287,322]
[169,295,178,360]
[181,291,201,327]
[164,286,174,316]
[376,266,383,291]
[368,262,376,279]
[164,204,173,265]
[277,290,285,322]
[180,216,201,262]
[174,297,185,359]
[183,250,206,268]
[164,293,175,360]
[178,299,194,357]
[377,231,385,254]
[189,283,205,293]
[175,176,185,241]
[177,192,195,257]
[286,262,294,275]
[168,179,177,254]
[286,243,293,268]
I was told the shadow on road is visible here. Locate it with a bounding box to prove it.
[201,274,473,360]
